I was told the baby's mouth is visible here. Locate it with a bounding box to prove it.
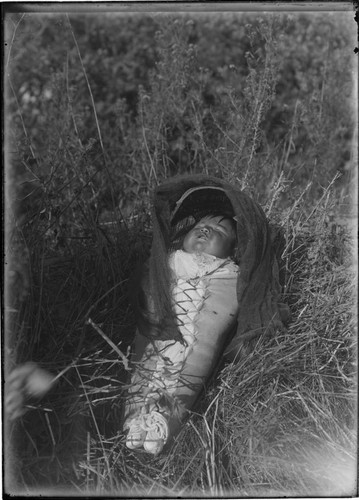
[197,233,208,240]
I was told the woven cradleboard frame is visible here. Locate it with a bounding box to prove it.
[135,174,288,362]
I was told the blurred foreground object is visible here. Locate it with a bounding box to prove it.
[5,362,55,421]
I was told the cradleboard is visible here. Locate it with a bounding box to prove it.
[124,175,289,442]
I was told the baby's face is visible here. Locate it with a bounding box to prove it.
[183,216,236,258]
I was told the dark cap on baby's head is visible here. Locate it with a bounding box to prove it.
[171,186,235,226]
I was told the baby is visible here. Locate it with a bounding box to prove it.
[123,214,239,454]
[5,215,240,457]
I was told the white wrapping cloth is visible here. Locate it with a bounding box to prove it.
[124,250,239,426]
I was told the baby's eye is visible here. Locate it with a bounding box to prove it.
[214,225,228,234]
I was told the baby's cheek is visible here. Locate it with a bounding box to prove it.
[183,234,193,252]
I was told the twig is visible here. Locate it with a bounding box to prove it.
[139,94,158,185]
[52,358,80,384]
[75,365,112,479]
[66,15,129,229]
[6,14,42,161]
[65,51,83,148]
[304,172,341,224]
[7,76,36,160]
[5,13,25,70]
[86,317,130,371]
[66,15,104,155]
[45,412,56,447]
[84,280,128,320]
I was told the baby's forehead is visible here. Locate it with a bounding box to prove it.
[197,215,232,226]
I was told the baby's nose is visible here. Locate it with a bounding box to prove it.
[200,226,211,235]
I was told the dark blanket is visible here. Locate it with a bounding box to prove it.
[138,174,289,362]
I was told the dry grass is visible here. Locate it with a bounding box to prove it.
[5,184,356,497]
